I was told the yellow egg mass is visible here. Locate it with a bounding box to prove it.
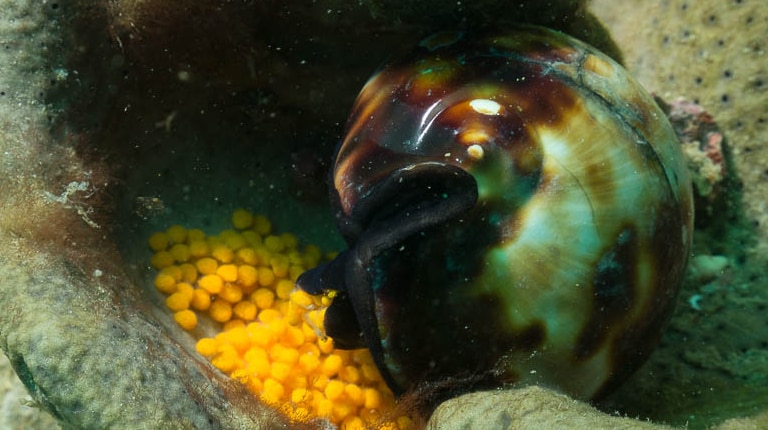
[149,209,412,429]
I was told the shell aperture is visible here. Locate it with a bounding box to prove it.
[297,26,694,403]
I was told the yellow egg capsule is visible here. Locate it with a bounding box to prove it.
[339,366,361,384]
[298,353,320,374]
[286,374,308,390]
[165,224,187,244]
[224,233,246,251]
[236,248,258,266]
[153,274,177,294]
[216,264,238,283]
[186,228,206,242]
[332,400,354,422]
[270,255,290,278]
[270,344,300,365]
[175,282,195,299]
[363,388,382,409]
[222,319,246,332]
[311,375,330,391]
[267,318,287,338]
[251,288,275,310]
[198,274,223,294]
[237,264,258,288]
[321,354,343,377]
[342,416,365,430]
[288,265,305,282]
[188,240,210,258]
[190,289,211,311]
[280,233,298,250]
[244,375,263,394]
[209,300,233,323]
[232,301,257,321]
[231,208,254,230]
[396,416,414,430]
[281,325,304,348]
[211,348,240,373]
[344,383,364,406]
[262,378,285,403]
[195,257,218,275]
[165,292,191,312]
[148,232,169,252]
[195,337,218,357]
[247,324,275,349]
[275,279,294,300]
[318,336,334,355]
[247,349,272,377]
[178,263,198,283]
[158,265,183,281]
[291,388,312,404]
[270,362,292,382]
[243,346,268,363]
[360,363,381,384]
[241,230,262,247]
[221,326,251,354]
[174,310,197,330]
[289,290,314,308]
[264,235,285,253]
[150,251,175,269]
[149,214,412,428]
[210,244,234,263]
[257,267,275,287]
[252,215,272,235]
[301,322,319,344]
[324,380,345,401]
[169,243,190,262]
[315,398,333,418]
[284,302,302,326]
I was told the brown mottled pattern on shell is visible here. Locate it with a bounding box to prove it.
[330,26,693,401]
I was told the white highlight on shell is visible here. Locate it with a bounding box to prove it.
[469,99,502,115]
[688,294,703,311]
[467,144,484,160]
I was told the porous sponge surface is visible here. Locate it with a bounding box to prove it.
[0,255,280,429]
[149,209,412,429]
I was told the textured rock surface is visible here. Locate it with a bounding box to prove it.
[589,2,768,428]
[0,1,288,428]
[427,387,675,430]
[591,0,768,260]
[0,254,286,429]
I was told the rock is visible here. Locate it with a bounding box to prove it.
[426,387,674,430]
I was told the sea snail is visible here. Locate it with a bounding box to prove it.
[298,25,694,402]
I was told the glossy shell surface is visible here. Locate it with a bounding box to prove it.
[300,26,694,401]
